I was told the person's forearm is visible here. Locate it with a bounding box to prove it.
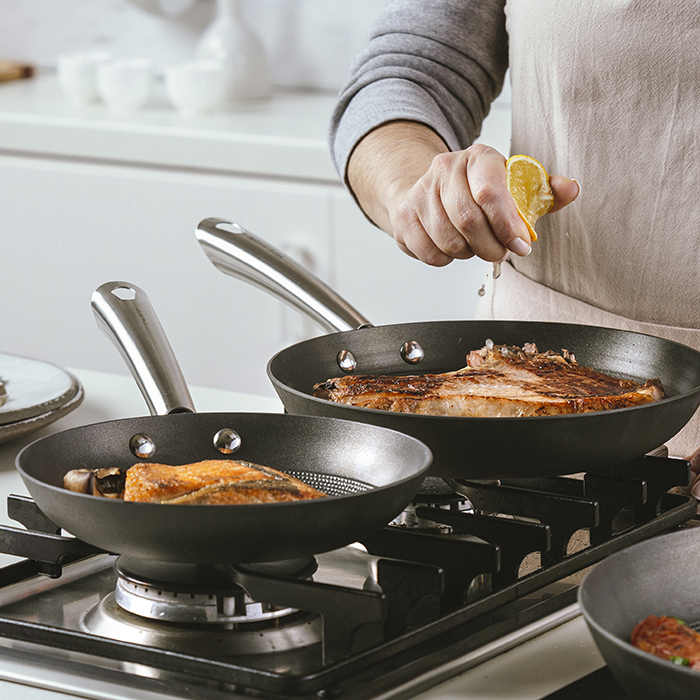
[346,120,450,234]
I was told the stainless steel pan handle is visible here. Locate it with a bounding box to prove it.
[195,218,373,334]
[91,281,195,416]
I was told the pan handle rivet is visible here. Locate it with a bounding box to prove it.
[130,433,156,459]
[214,428,242,454]
[401,340,425,364]
[337,350,357,373]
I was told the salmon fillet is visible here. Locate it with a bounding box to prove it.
[122,459,327,504]
[313,343,664,417]
[632,615,700,671]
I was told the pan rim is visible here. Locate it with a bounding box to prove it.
[15,412,434,509]
[267,318,700,420]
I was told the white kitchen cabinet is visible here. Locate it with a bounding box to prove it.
[0,153,333,397]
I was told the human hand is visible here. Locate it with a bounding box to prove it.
[387,143,579,267]
[684,446,700,499]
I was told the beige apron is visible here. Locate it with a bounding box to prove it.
[489,2,700,462]
[503,1,700,331]
[476,262,700,460]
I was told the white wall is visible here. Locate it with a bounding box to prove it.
[0,0,512,108]
[0,0,389,92]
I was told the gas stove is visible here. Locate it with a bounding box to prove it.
[0,453,696,700]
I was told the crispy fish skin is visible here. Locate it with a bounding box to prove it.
[313,344,664,417]
[632,615,700,671]
[123,459,326,504]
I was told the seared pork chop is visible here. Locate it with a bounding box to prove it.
[313,343,664,417]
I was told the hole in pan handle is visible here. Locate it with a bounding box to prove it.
[91,281,196,417]
[195,217,374,334]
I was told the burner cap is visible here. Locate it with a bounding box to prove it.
[113,555,317,625]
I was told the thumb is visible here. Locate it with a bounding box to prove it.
[549,175,580,214]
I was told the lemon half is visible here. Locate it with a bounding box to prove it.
[505,155,554,242]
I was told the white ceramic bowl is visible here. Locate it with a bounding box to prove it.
[57,52,112,104]
[164,60,226,117]
[96,59,155,113]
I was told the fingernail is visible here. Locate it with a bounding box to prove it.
[573,179,581,199]
[508,237,531,256]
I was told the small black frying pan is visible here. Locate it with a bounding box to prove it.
[196,218,700,479]
[15,282,432,564]
[579,528,700,700]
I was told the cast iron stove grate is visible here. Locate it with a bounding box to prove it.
[0,454,696,700]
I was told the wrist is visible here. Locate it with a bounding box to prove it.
[347,120,449,234]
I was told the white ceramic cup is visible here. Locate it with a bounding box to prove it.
[96,58,155,114]
[164,60,226,117]
[57,52,112,104]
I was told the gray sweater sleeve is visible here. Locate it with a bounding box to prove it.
[329,0,509,184]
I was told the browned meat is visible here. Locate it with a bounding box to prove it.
[632,615,700,671]
[313,343,664,417]
[122,459,326,504]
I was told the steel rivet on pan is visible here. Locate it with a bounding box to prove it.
[214,428,242,454]
[337,349,357,373]
[130,433,156,459]
[400,340,425,364]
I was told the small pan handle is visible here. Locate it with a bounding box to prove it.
[91,281,196,416]
[196,218,373,334]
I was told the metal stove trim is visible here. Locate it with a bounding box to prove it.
[370,603,582,700]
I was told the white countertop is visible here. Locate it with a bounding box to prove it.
[0,368,605,700]
[0,73,340,183]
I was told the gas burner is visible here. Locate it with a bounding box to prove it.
[392,477,473,532]
[81,593,322,658]
[110,555,317,625]
[79,554,322,657]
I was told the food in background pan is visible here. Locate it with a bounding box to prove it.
[313,341,664,417]
[63,459,327,504]
[0,377,6,407]
[631,615,700,671]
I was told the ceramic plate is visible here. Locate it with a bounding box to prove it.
[0,352,81,426]
[0,385,84,445]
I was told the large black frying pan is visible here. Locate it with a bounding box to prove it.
[579,528,700,699]
[196,218,700,479]
[15,282,431,564]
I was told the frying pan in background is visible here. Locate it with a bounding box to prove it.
[579,528,700,700]
[15,282,432,564]
[196,218,700,480]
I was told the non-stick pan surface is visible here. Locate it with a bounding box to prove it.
[579,528,700,700]
[197,219,700,480]
[17,412,431,564]
[267,319,700,478]
[15,282,431,564]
